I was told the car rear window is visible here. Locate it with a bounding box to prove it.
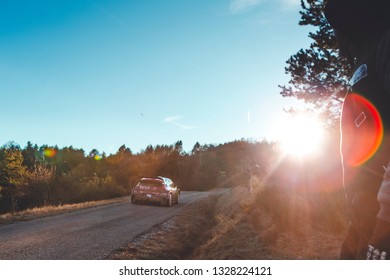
[138,179,165,191]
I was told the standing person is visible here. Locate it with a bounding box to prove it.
[324,0,390,259]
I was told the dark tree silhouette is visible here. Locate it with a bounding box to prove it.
[280,0,354,125]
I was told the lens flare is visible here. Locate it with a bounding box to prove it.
[341,93,383,167]
[43,148,57,158]
[94,155,102,161]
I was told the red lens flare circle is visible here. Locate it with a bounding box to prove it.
[341,93,384,167]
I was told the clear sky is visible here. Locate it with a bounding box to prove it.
[0,0,312,154]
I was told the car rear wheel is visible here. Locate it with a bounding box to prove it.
[131,196,137,204]
[167,193,172,207]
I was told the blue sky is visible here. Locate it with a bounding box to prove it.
[0,0,312,154]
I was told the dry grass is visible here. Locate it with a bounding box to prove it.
[108,177,347,260]
[0,197,127,225]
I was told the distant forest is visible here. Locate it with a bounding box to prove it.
[0,140,279,213]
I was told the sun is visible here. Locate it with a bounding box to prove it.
[277,115,325,158]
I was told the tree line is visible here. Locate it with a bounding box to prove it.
[0,139,277,213]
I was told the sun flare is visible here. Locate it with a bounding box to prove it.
[277,115,325,158]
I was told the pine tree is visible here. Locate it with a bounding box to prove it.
[280,0,354,125]
[0,144,26,212]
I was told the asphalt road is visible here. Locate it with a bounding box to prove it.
[0,191,212,260]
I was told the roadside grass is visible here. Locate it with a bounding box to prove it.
[0,197,128,225]
[109,176,347,260]
[192,177,346,259]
